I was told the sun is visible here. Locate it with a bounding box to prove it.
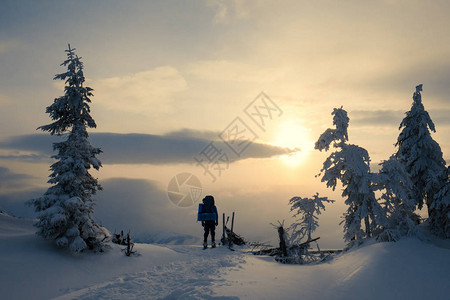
[271,120,314,167]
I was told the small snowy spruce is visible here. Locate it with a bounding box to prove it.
[395,85,447,235]
[372,156,419,241]
[288,193,334,244]
[28,44,108,253]
[315,107,384,244]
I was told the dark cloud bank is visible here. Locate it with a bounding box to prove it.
[0,130,296,164]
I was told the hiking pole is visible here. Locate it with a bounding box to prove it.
[228,212,235,249]
[231,212,235,235]
[222,213,225,245]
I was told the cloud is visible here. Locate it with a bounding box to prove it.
[429,110,450,126]
[205,0,249,23]
[350,109,450,127]
[0,153,51,163]
[0,134,55,159]
[164,129,222,141]
[0,130,296,165]
[88,66,187,114]
[0,167,34,190]
[350,110,404,127]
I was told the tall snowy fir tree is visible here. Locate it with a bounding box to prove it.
[395,85,447,236]
[315,108,384,244]
[29,45,108,253]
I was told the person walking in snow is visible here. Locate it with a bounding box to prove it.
[197,195,218,249]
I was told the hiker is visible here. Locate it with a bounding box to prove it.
[197,195,218,249]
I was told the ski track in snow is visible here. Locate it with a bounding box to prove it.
[52,246,243,300]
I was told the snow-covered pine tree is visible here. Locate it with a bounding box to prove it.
[395,84,447,232]
[372,156,419,241]
[29,44,108,253]
[288,193,334,244]
[315,107,384,244]
[430,167,450,238]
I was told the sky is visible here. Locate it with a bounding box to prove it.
[0,0,449,248]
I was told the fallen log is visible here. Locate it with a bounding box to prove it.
[252,237,321,256]
[289,237,320,250]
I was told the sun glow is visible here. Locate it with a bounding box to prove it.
[272,120,314,167]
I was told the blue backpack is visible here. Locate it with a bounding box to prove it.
[197,195,218,222]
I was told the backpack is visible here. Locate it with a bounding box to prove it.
[197,195,217,222]
[202,195,215,213]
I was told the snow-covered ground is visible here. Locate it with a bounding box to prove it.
[1,213,449,300]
